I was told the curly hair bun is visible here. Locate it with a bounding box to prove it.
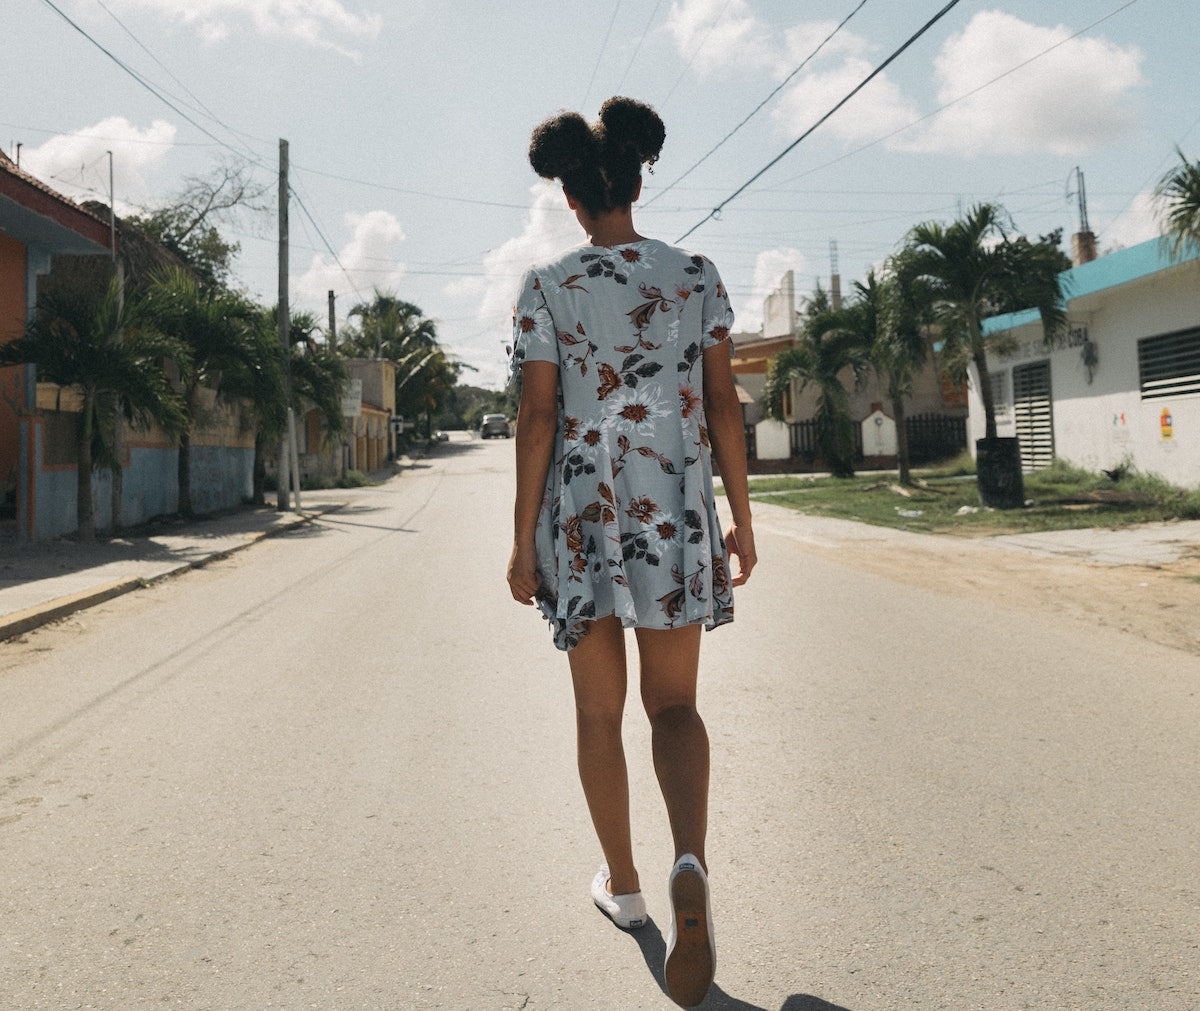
[598,96,665,166]
[528,112,597,181]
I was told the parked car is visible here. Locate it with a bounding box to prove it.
[479,414,510,439]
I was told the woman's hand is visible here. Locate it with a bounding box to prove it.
[507,541,542,605]
[725,523,757,587]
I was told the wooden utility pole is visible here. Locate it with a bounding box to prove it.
[108,150,125,532]
[327,290,337,351]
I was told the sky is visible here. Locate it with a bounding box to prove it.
[4,0,1197,389]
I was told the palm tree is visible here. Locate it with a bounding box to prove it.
[232,308,347,504]
[764,294,872,478]
[1155,147,1200,261]
[905,203,1068,442]
[342,289,454,437]
[342,291,438,362]
[145,268,258,516]
[870,256,933,485]
[0,278,187,541]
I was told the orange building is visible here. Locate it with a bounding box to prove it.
[1,151,114,540]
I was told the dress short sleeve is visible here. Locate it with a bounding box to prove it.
[699,257,735,354]
[510,268,559,385]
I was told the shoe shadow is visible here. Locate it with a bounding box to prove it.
[629,918,853,1010]
[630,916,780,1010]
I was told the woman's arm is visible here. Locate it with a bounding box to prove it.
[507,360,559,604]
[702,343,757,586]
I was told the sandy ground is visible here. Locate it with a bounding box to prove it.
[751,501,1200,658]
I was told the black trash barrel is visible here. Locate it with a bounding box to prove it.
[975,437,1025,509]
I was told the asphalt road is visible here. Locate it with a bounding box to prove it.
[1,434,1197,1010]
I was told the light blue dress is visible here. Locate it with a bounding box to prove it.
[511,238,736,651]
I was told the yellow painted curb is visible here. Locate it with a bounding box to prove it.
[0,577,147,642]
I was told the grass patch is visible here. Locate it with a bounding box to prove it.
[734,459,1200,535]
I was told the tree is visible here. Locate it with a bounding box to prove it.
[126,159,268,290]
[341,289,457,434]
[1155,147,1200,262]
[764,292,872,477]
[0,278,187,541]
[234,308,347,504]
[341,291,438,361]
[146,268,259,516]
[904,203,1068,442]
[869,257,933,485]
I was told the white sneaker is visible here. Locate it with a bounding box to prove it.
[664,854,715,1008]
[590,865,646,930]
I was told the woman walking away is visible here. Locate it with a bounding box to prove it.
[506,96,756,1008]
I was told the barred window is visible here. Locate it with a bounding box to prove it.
[989,370,1010,418]
[1138,326,1200,400]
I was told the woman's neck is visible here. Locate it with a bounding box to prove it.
[580,206,644,248]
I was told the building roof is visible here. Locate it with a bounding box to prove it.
[984,236,1200,335]
[0,150,114,256]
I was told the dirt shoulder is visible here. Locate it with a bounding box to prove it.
[752,501,1200,657]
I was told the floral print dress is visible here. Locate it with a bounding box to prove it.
[511,238,736,652]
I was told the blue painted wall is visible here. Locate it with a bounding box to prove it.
[34,444,254,539]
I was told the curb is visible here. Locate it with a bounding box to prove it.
[0,505,341,644]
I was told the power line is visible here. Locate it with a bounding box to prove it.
[288,184,367,304]
[35,0,259,163]
[0,119,218,148]
[659,0,734,110]
[766,0,1143,195]
[289,162,543,211]
[90,0,268,162]
[581,0,622,111]
[616,0,663,93]
[676,0,967,243]
[644,0,870,208]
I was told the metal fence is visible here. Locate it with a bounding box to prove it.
[788,419,863,461]
[905,412,967,464]
[742,413,966,466]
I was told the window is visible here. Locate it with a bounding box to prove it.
[988,370,1010,419]
[1138,326,1200,400]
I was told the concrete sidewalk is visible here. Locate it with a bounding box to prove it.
[0,495,348,642]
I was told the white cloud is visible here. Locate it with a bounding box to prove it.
[19,117,177,211]
[107,0,381,57]
[737,247,814,333]
[665,0,785,76]
[293,208,406,313]
[906,10,1144,156]
[1102,191,1160,253]
[440,184,580,389]
[772,53,918,144]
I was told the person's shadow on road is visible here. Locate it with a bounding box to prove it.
[631,918,851,1010]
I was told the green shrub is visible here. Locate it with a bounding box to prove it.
[339,469,371,488]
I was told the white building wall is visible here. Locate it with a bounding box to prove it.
[969,258,1200,488]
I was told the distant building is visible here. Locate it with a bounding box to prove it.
[2,151,255,539]
[734,269,967,472]
[2,150,113,539]
[978,237,1200,487]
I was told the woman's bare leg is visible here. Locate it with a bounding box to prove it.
[567,615,640,895]
[635,624,708,871]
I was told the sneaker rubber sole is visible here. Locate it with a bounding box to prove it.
[665,863,714,1007]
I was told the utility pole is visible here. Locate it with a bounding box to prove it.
[327,289,337,351]
[108,150,125,533]
[276,139,302,512]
